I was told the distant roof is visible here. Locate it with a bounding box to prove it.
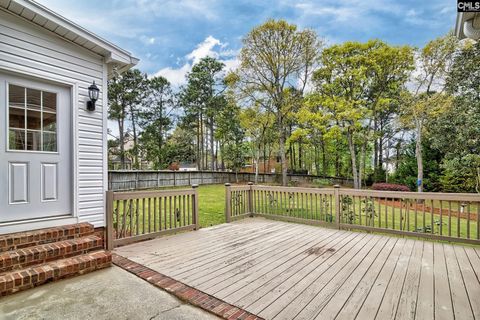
[179,163,197,168]
[1,0,139,72]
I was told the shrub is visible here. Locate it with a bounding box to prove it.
[371,182,410,192]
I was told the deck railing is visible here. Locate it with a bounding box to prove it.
[225,184,480,245]
[106,186,199,249]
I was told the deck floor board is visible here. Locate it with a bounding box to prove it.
[115,218,480,320]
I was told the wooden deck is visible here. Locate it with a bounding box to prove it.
[115,218,480,320]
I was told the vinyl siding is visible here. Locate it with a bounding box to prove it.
[0,9,107,227]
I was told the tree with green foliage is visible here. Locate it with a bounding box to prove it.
[390,139,444,191]
[400,33,458,192]
[216,98,246,180]
[139,76,176,169]
[179,57,227,170]
[123,69,148,169]
[311,40,412,188]
[108,68,147,169]
[165,126,197,165]
[428,40,480,192]
[234,19,322,185]
[239,104,274,183]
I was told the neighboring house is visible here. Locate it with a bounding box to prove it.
[0,0,137,234]
[241,156,280,174]
[177,162,197,171]
[456,11,480,40]
[108,133,151,170]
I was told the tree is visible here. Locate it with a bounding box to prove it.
[139,76,176,169]
[123,69,148,169]
[428,40,480,192]
[401,33,458,192]
[165,126,197,165]
[216,98,246,181]
[179,57,227,170]
[234,19,322,185]
[311,40,413,188]
[108,69,131,169]
[240,104,274,183]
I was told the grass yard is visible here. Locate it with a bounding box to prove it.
[197,184,226,227]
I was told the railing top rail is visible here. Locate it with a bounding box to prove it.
[339,189,480,202]
[229,185,251,191]
[252,185,336,194]
[110,188,196,200]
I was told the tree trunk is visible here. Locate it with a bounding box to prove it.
[263,143,267,174]
[279,120,288,186]
[131,111,139,169]
[347,130,359,189]
[360,142,367,189]
[416,122,423,193]
[210,121,215,170]
[319,138,326,176]
[118,118,125,169]
[314,144,320,175]
[299,139,303,170]
[196,114,201,170]
[255,147,260,184]
[335,139,340,177]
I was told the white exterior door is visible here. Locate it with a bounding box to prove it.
[0,73,72,223]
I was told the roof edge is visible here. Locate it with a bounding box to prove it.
[16,0,138,67]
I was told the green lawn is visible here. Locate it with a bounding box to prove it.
[197,184,226,227]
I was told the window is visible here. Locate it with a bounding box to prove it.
[8,84,57,152]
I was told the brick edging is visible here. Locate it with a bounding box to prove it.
[112,253,264,320]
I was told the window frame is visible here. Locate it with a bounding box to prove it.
[6,82,59,154]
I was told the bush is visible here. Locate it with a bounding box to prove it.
[371,182,410,192]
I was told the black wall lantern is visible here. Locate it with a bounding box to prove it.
[87,81,100,111]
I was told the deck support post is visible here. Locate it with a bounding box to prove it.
[225,183,232,223]
[334,185,341,229]
[106,190,114,250]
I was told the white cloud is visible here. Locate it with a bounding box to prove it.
[154,63,192,87]
[153,36,239,87]
[140,36,156,45]
[186,36,222,64]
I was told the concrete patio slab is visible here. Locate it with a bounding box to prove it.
[0,266,218,320]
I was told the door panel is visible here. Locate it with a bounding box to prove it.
[41,163,57,201]
[9,162,29,203]
[0,73,72,222]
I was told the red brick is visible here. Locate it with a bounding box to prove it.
[111,254,264,320]
[228,310,246,320]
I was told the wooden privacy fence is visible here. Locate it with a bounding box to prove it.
[106,186,199,249]
[108,170,353,191]
[225,184,480,245]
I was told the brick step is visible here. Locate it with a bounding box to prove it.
[0,223,94,253]
[0,250,112,296]
[0,235,104,273]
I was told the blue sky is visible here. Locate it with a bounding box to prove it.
[38,0,456,86]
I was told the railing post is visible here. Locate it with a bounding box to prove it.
[105,191,114,250]
[225,183,232,223]
[334,185,341,229]
[248,182,254,217]
[192,184,199,230]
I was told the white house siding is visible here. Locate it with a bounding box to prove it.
[0,9,107,227]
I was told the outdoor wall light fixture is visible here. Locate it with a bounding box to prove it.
[87,81,100,111]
